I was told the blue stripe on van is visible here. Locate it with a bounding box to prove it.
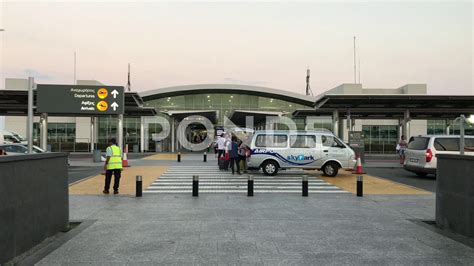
[252,150,322,166]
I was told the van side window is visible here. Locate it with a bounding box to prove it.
[433,138,459,151]
[290,135,316,148]
[255,134,288,148]
[321,135,336,147]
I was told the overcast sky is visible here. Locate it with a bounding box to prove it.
[0,1,472,95]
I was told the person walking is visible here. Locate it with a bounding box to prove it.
[229,136,240,175]
[238,139,248,173]
[103,138,123,194]
[216,134,227,161]
[397,135,408,164]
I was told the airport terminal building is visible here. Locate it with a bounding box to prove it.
[1,78,473,154]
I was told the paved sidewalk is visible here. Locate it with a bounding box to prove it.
[37,193,474,265]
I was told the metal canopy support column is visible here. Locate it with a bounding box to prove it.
[332,110,339,137]
[171,116,175,153]
[445,119,450,135]
[40,113,48,151]
[118,114,124,152]
[27,77,34,153]
[140,116,145,152]
[90,117,95,152]
[338,118,344,141]
[402,109,410,138]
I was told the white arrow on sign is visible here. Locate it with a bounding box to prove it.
[111,89,119,99]
[111,102,119,111]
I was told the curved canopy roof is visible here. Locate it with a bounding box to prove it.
[139,84,316,107]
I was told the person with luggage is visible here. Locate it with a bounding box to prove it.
[216,134,227,161]
[229,136,241,175]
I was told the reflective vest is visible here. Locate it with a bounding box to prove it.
[106,145,123,170]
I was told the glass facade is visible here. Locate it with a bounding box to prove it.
[33,122,86,152]
[362,125,398,154]
[97,116,141,151]
[427,120,474,135]
[145,93,310,125]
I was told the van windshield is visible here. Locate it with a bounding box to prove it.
[408,137,429,150]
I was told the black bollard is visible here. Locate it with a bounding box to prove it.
[357,175,363,197]
[192,175,199,197]
[177,152,181,162]
[203,152,207,162]
[302,175,308,197]
[248,175,254,197]
[136,175,142,197]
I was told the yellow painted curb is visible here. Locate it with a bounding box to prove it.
[143,153,181,160]
[315,170,432,195]
[69,166,168,195]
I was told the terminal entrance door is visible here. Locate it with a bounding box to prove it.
[362,125,398,154]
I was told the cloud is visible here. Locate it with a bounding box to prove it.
[223,77,266,86]
[23,69,53,80]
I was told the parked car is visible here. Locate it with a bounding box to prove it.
[0,143,70,165]
[0,129,27,144]
[403,135,474,177]
[247,130,356,176]
[0,143,45,155]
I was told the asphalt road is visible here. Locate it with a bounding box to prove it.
[366,167,437,192]
[68,166,103,184]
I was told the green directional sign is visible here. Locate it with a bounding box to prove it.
[37,85,125,115]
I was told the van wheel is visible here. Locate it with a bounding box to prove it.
[415,172,428,177]
[262,161,278,176]
[322,162,339,177]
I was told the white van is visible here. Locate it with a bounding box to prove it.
[247,130,356,176]
[0,130,27,144]
[404,135,474,177]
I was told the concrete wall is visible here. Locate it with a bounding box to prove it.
[436,154,474,238]
[0,153,69,263]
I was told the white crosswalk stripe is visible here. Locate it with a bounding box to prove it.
[144,165,348,194]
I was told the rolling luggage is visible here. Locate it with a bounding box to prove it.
[219,153,230,171]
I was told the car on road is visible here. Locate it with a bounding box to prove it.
[247,130,356,176]
[403,135,474,177]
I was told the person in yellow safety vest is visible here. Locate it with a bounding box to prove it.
[103,138,123,194]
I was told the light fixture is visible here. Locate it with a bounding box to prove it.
[207,95,210,98]
[467,114,474,124]
[289,104,292,107]
[230,95,233,98]
[228,100,231,102]
[208,99,211,102]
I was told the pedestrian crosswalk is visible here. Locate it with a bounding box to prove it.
[144,165,348,194]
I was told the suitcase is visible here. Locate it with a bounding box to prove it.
[218,158,225,170]
[222,159,229,171]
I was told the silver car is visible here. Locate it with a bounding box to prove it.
[0,144,45,155]
[247,130,356,176]
[404,135,474,177]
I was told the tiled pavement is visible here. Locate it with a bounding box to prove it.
[36,193,474,265]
